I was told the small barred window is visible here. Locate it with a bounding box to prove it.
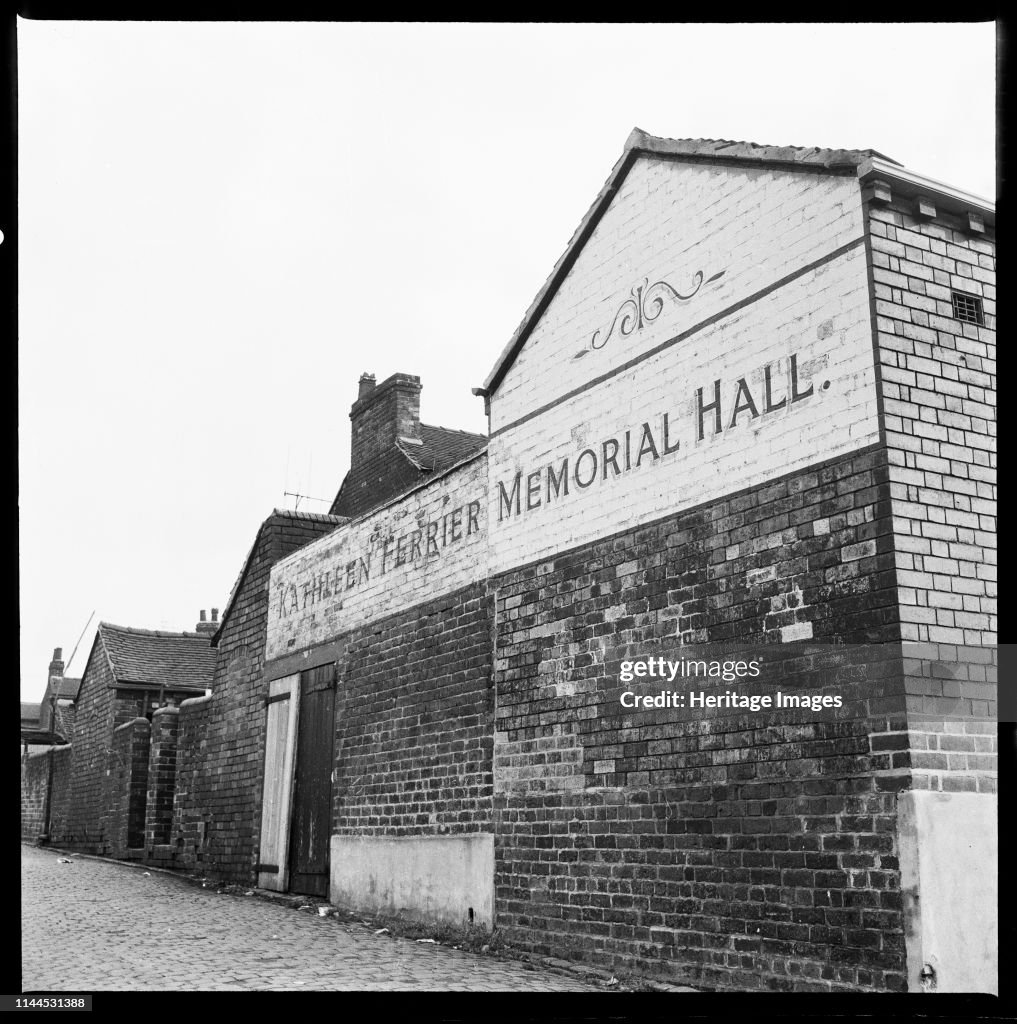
[951,290,984,326]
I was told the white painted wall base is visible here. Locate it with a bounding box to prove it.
[898,790,997,994]
[329,833,494,927]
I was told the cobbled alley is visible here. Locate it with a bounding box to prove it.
[21,845,604,992]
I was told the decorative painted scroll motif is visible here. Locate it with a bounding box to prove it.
[575,269,726,359]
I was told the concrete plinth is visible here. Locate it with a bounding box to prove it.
[330,833,494,927]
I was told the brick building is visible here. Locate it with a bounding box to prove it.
[22,129,994,994]
[261,131,995,993]
[29,621,218,856]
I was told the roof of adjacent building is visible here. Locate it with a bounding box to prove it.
[329,423,487,520]
[97,622,217,691]
[478,127,944,400]
[21,702,41,723]
[214,508,349,643]
[56,677,81,700]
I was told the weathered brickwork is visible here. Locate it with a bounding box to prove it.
[170,511,342,882]
[868,202,996,654]
[59,640,117,853]
[171,694,214,869]
[146,706,180,850]
[45,745,73,843]
[268,454,487,660]
[20,751,50,841]
[21,746,74,843]
[106,718,151,858]
[329,580,494,837]
[491,450,910,992]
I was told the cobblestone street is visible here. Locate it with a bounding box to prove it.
[21,845,602,992]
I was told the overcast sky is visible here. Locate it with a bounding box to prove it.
[18,21,995,699]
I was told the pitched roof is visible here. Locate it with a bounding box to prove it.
[478,128,903,400]
[21,702,41,723]
[330,424,487,520]
[214,509,348,643]
[628,134,900,170]
[97,623,217,691]
[57,677,81,700]
[411,424,489,471]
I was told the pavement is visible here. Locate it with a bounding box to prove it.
[20,844,605,992]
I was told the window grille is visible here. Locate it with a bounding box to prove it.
[951,290,984,326]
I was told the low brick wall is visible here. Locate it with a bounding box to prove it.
[21,750,50,841]
[21,746,74,843]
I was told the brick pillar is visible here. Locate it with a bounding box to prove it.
[145,706,180,862]
[108,718,151,858]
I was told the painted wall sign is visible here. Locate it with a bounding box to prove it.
[266,456,489,661]
[496,352,821,524]
[275,497,482,619]
[491,157,871,434]
[484,155,881,572]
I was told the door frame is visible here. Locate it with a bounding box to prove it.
[256,663,336,895]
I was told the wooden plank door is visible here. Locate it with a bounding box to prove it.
[256,674,300,892]
[287,664,336,897]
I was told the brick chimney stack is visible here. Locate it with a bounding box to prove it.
[349,372,423,470]
[48,647,64,685]
[42,647,65,733]
[195,609,218,635]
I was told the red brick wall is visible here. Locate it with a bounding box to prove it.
[331,581,494,837]
[171,511,342,881]
[491,447,909,992]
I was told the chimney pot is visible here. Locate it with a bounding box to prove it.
[358,373,377,399]
[195,608,218,635]
[212,608,219,621]
[53,647,63,661]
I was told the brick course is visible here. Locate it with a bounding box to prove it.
[329,581,494,838]
[491,449,909,991]
[868,201,996,656]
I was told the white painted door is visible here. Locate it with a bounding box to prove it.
[256,674,300,892]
